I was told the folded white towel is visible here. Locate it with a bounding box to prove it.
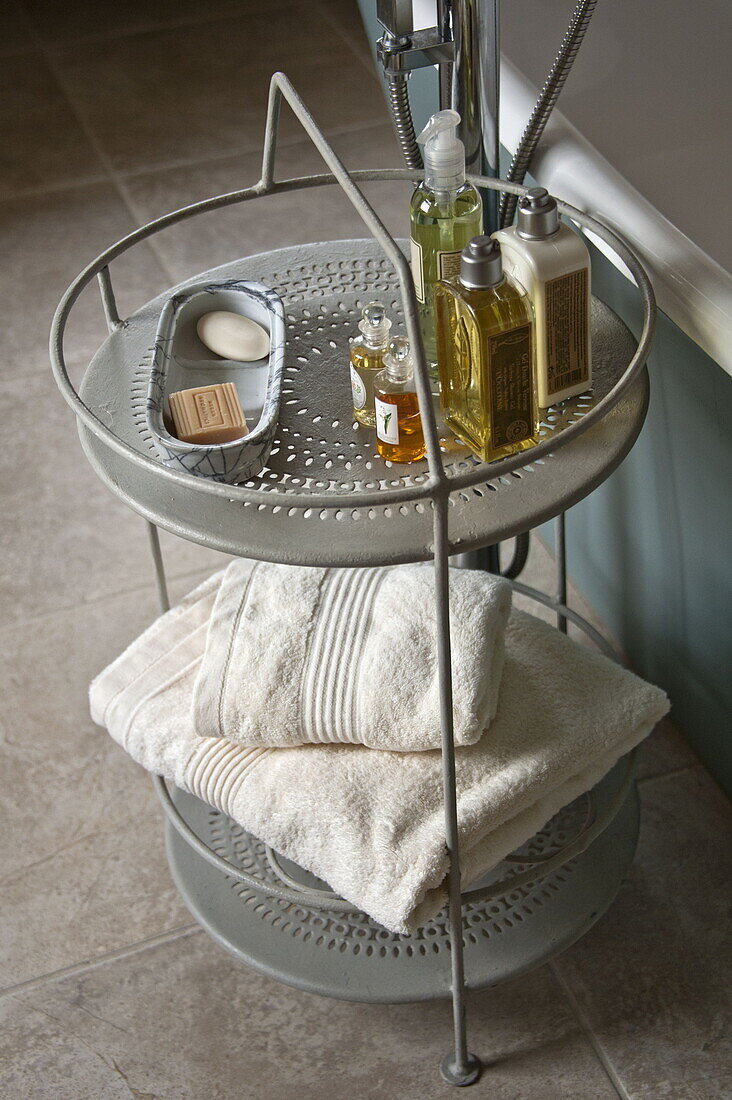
[90,571,668,934]
[192,559,512,751]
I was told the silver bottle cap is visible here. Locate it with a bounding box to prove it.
[459,236,503,289]
[516,187,560,239]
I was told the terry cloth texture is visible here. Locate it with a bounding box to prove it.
[90,571,669,934]
[192,559,512,751]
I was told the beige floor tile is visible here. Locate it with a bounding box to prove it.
[0,578,217,990]
[632,1079,732,1099]
[635,716,699,782]
[316,0,375,70]
[553,766,732,1097]
[25,0,279,47]
[0,2,36,56]
[50,7,386,175]
[0,52,105,196]
[0,370,229,624]
[1,182,170,374]
[123,124,409,284]
[0,935,616,1098]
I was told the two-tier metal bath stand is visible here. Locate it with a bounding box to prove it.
[51,74,655,1087]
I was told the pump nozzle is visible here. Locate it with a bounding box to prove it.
[417,109,466,194]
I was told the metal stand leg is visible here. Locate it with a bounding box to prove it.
[555,512,567,634]
[434,499,482,1087]
[146,521,170,613]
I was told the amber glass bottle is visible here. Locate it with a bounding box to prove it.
[373,337,426,464]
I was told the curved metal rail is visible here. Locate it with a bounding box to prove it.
[49,78,655,514]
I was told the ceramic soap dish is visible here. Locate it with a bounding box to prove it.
[146,279,285,482]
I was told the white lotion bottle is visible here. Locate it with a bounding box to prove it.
[493,188,591,408]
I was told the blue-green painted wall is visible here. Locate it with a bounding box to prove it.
[357,2,732,795]
[547,251,732,796]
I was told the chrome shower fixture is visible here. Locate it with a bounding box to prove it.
[376,0,501,231]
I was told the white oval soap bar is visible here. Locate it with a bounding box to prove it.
[196,311,270,361]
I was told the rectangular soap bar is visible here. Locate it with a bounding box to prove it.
[169,383,248,444]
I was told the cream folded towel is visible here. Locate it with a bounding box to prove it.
[192,559,512,751]
[90,571,668,934]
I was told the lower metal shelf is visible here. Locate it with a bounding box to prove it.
[165,754,639,1004]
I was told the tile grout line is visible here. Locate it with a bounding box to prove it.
[0,101,394,212]
[548,960,633,1100]
[21,5,289,53]
[114,116,399,184]
[0,170,111,202]
[36,41,177,287]
[0,923,202,1003]
[37,33,395,283]
[0,562,223,637]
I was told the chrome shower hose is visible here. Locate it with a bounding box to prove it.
[499,0,599,226]
[386,71,423,170]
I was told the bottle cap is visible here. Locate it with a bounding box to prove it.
[417,109,466,194]
[516,187,560,239]
[383,336,414,382]
[460,236,503,289]
[357,301,392,348]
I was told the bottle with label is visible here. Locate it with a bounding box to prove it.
[435,237,539,464]
[349,301,392,427]
[492,187,591,408]
[373,337,426,464]
[410,110,482,379]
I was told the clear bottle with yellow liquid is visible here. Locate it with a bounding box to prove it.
[373,337,426,464]
[435,237,540,464]
[349,301,392,427]
[409,110,482,380]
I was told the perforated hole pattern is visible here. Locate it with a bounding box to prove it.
[205,795,587,957]
[130,254,606,521]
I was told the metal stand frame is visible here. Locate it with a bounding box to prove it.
[50,74,656,1087]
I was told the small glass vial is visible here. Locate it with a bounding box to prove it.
[373,337,426,464]
[435,236,540,464]
[349,301,392,427]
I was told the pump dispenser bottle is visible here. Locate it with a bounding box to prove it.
[373,337,426,463]
[349,301,392,427]
[410,110,482,377]
[435,237,539,464]
[492,188,591,408]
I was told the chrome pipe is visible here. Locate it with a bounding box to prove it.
[449,0,500,232]
[377,1,500,231]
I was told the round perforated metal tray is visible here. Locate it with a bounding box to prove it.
[165,755,639,1003]
[78,240,648,566]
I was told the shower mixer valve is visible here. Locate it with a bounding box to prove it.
[377,25,454,74]
[376,0,455,72]
[375,0,501,229]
